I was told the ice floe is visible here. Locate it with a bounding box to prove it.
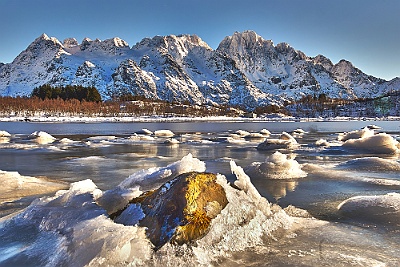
[338,192,400,225]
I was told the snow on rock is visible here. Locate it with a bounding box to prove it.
[260,129,271,136]
[245,151,307,179]
[0,130,11,137]
[342,132,400,154]
[0,130,11,144]
[338,193,400,225]
[97,153,206,214]
[29,131,56,144]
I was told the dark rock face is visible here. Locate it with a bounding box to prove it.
[113,172,228,249]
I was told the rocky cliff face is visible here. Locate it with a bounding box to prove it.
[0,31,398,109]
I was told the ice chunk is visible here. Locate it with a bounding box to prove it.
[154,130,175,137]
[315,138,330,147]
[29,131,56,144]
[235,130,250,137]
[136,128,153,135]
[342,133,400,154]
[245,152,307,179]
[337,157,400,172]
[0,170,66,204]
[0,130,11,137]
[338,193,400,225]
[163,138,180,145]
[257,132,298,151]
[338,127,374,142]
[259,129,271,136]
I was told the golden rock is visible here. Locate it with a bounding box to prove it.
[114,172,228,249]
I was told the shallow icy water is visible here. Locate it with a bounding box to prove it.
[0,120,399,266]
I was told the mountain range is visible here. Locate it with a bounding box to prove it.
[1,30,399,109]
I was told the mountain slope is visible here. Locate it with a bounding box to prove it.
[0,31,398,110]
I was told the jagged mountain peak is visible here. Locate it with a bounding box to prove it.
[12,33,66,65]
[313,54,334,71]
[63,38,79,48]
[33,33,64,48]
[218,30,274,52]
[78,37,130,54]
[134,34,211,53]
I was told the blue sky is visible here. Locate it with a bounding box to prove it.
[0,0,399,80]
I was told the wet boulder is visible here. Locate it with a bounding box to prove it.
[112,172,228,249]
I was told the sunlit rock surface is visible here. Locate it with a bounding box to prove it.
[113,172,228,249]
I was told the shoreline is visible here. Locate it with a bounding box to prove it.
[1,115,400,123]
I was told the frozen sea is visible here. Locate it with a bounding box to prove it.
[0,120,399,266]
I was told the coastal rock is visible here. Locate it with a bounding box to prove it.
[113,172,228,249]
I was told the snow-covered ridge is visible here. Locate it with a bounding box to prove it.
[0,31,399,109]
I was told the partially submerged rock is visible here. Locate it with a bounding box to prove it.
[113,172,228,249]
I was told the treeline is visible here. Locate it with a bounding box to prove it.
[31,84,101,102]
[0,96,241,118]
[285,93,400,118]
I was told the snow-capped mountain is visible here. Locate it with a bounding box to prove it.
[0,31,398,109]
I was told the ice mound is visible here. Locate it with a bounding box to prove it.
[257,132,298,151]
[136,128,153,135]
[245,152,307,179]
[0,179,153,266]
[183,162,293,264]
[0,170,66,204]
[0,130,11,137]
[366,124,381,130]
[244,132,266,140]
[337,157,400,172]
[235,130,251,137]
[260,128,271,136]
[154,129,175,137]
[338,193,400,225]
[338,127,375,142]
[128,134,155,141]
[315,138,330,147]
[163,138,180,145]
[342,132,400,154]
[29,131,56,144]
[292,128,306,135]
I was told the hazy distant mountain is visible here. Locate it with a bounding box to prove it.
[0,31,398,109]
